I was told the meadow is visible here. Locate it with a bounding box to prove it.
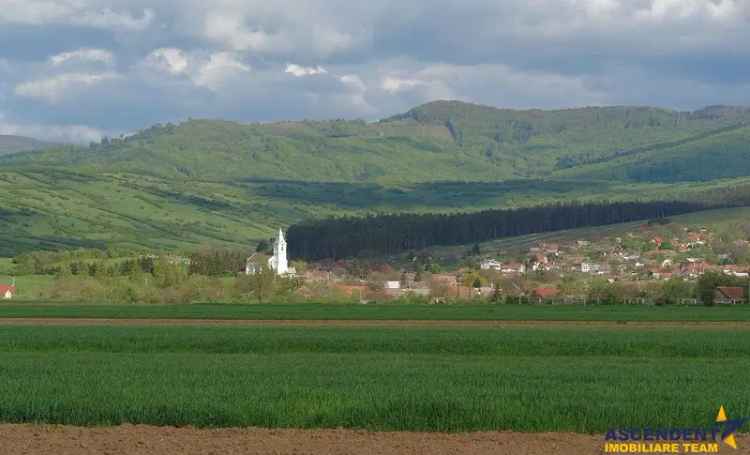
[2,302,750,321]
[0,324,747,432]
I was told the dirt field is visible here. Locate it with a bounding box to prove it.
[1,317,750,329]
[3,425,749,455]
[0,424,621,455]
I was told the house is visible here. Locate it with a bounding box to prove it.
[680,259,706,278]
[384,281,402,298]
[722,266,750,278]
[581,262,601,273]
[530,253,552,272]
[480,259,502,271]
[649,269,673,280]
[431,274,458,288]
[543,243,560,255]
[687,232,706,243]
[532,287,559,302]
[714,286,745,305]
[304,270,333,282]
[0,285,15,300]
[501,262,526,275]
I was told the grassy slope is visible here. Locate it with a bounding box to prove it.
[0,135,57,156]
[556,124,750,182]
[0,325,747,431]
[3,101,750,254]
[1,302,750,321]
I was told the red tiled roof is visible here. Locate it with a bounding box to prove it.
[534,287,559,299]
[0,285,16,294]
[716,286,745,301]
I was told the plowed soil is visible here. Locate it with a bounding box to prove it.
[0,424,599,455]
[2,425,748,455]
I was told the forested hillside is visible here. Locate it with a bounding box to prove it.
[287,200,712,260]
[2,101,750,255]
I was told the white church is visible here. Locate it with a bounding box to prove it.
[246,229,296,276]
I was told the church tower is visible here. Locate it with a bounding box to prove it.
[272,228,289,275]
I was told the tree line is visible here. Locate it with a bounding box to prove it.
[287,200,715,260]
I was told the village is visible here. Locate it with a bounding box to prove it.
[2,219,750,306]
[240,222,750,306]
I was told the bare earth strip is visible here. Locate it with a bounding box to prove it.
[3,425,749,455]
[1,317,750,329]
[0,424,654,455]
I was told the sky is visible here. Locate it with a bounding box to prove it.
[1,0,749,143]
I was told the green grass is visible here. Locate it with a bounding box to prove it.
[0,275,54,299]
[0,258,14,275]
[0,325,747,432]
[1,302,750,321]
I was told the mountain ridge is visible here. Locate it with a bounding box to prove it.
[2,100,750,255]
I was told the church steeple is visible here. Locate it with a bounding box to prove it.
[272,228,288,275]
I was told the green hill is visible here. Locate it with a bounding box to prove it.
[554,123,750,182]
[0,135,58,157]
[2,101,750,255]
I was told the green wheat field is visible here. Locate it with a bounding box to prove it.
[0,323,746,432]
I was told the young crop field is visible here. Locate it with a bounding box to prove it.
[0,274,54,299]
[0,324,747,433]
[1,302,750,321]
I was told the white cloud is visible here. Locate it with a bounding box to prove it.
[339,74,367,92]
[14,72,119,103]
[381,76,425,93]
[337,74,374,114]
[203,12,277,53]
[141,48,250,91]
[193,52,251,90]
[198,2,364,58]
[0,1,154,31]
[50,48,114,66]
[285,64,327,77]
[377,63,605,110]
[145,48,189,75]
[633,0,740,22]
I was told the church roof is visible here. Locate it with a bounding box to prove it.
[246,253,270,264]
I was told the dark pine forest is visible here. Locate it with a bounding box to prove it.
[287,201,715,260]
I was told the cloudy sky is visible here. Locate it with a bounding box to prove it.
[1,0,749,143]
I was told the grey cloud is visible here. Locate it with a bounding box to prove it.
[0,0,749,142]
